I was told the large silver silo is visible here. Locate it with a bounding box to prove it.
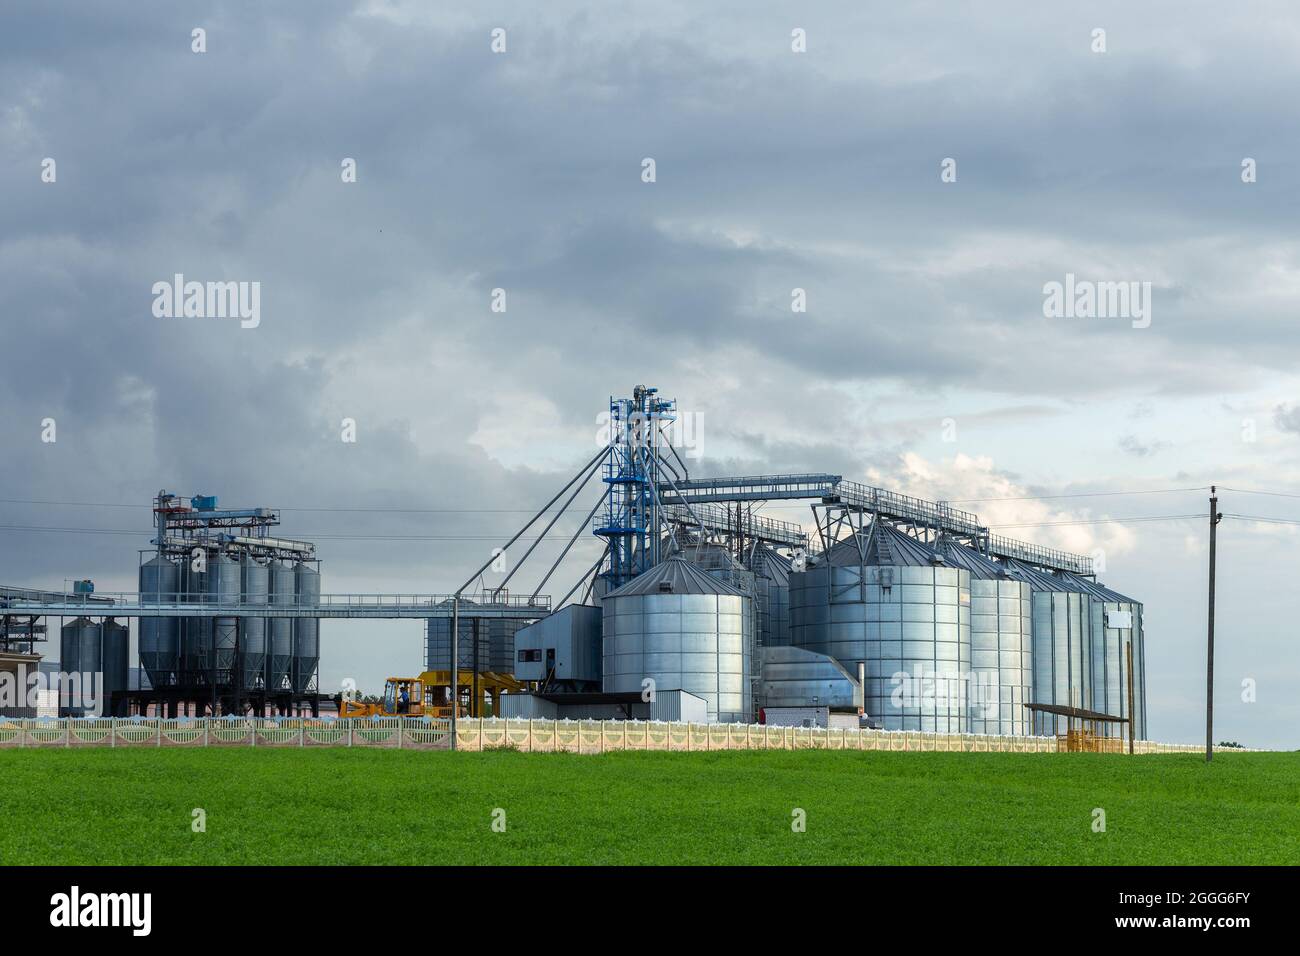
[59,617,102,716]
[138,555,180,688]
[265,560,295,692]
[240,556,269,690]
[100,618,130,717]
[1062,573,1146,740]
[180,556,211,682]
[208,551,241,682]
[750,545,792,647]
[670,540,762,711]
[942,542,1033,736]
[292,561,320,693]
[788,522,972,733]
[601,557,753,723]
[1001,561,1095,736]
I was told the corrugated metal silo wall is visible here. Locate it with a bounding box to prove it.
[59,618,101,716]
[265,561,295,692]
[1094,599,1147,741]
[292,562,320,693]
[100,618,130,716]
[789,562,972,732]
[602,590,753,723]
[425,617,489,672]
[179,559,208,683]
[240,557,268,691]
[488,619,522,673]
[1029,591,1093,735]
[138,555,180,689]
[209,552,241,681]
[968,577,1033,736]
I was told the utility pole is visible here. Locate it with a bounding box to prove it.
[1206,486,1222,763]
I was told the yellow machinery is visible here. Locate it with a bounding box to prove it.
[339,671,528,719]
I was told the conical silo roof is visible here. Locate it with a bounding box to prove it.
[604,557,747,597]
[753,544,791,585]
[823,522,939,568]
[940,540,1011,580]
[1001,559,1093,593]
[1055,571,1138,604]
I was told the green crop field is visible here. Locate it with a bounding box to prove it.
[0,748,1295,865]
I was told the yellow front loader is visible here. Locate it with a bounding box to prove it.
[339,671,528,719]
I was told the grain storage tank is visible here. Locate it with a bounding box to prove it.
[240,555,269,690]
[265,560,295,692]
[788,522,971,732]
[425,604,488,673]
[1000,560,1095,736]
[941,541,1033,735]
[292,561,320,693]
[1059,573,1146,740]
[180,556,211,682]
[750,545,792,647]
[668,539,761,711]
[59,617,101,716]
[100,618,129,717]
[487,618,522,674]
[138,554,180,688]
[209,550,241,683]
[601,556,753,723]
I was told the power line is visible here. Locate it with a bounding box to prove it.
[947,487,1210,504]
[1218,486,1300,500]
[1222,513,1300,526]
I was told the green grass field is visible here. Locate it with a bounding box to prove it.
[0,749,1295,865]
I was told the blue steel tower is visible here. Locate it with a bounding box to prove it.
[595,385,676,590]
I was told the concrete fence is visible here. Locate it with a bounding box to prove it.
[0,717,1230,754]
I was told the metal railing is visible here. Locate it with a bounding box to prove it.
[0,592,551,619]
[662,503,809,548]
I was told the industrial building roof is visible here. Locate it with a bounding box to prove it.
[604,557,747,597]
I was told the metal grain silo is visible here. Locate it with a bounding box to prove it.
[942,542,1032,735]
[180,557,211,682]
[1061,573,1146,740]
[292,561,320,693]
[601,557,753,723]
[1001,560,1095,736]
[138,555,180,688]
[100,618,130,717]
[240,556,269,690]
[488,618,522,673]
[59,617,102,716]
[669,539,762,711]
[208,550,241,683]
[750,545,792,647]
[265,560,295,692]
[425,601,488,673]
[788,522,971,732]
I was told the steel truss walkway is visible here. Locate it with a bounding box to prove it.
[658,473,1093,575]
[662,502,809,549]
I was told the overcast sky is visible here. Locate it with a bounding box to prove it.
[3,1,1299,747]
